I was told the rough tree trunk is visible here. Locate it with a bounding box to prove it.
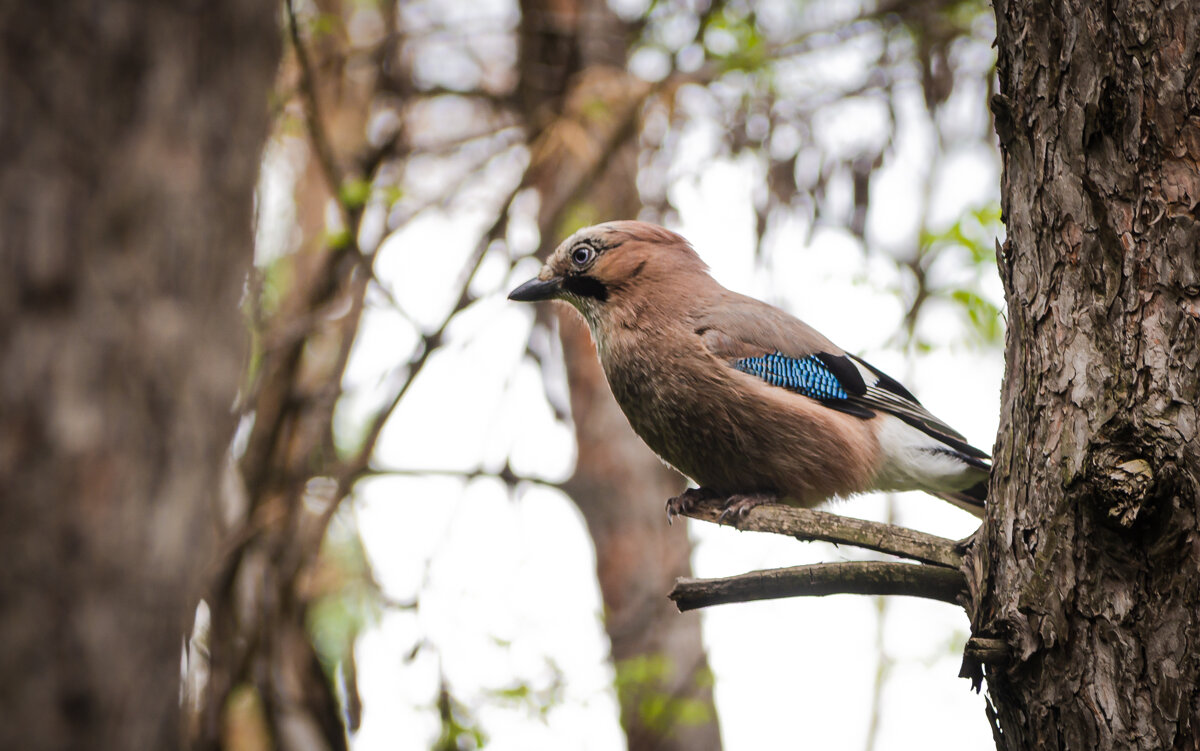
[518,2,722,748]
[0,3,279,750]
[975,1,1200,747]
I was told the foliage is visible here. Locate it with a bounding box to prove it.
[927,202,1005,346]
[306,512,385,681]
[434,683,487,751]
[615,655,715,735]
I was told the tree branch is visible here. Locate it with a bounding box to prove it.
[337,179,527,495]
[677,497,963,569]
[963,636,1011,665]
[354,464,563,492]
[669,561,966,612]
[285,0,345,199]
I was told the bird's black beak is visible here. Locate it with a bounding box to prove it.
[507,276,562,302]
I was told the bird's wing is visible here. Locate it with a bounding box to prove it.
[842,353,990,465]
[696,296,990,466]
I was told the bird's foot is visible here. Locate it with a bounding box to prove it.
[717,493,778,525]
[666,487,721,524]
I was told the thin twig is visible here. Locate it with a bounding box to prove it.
[408,122,523,159]
[337,181,527,494]
[355,465,564,491]
[285,0,346,206]
[678,497,962,568]
[344,68,664,488]
[385,140,526,234]
[669,561,966,611]
[534,74,677,239]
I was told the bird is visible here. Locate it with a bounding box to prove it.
[508,220,990,521]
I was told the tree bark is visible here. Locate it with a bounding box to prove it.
[0,3,279,750]
[974,1,1200,747]
[517,2,723,748]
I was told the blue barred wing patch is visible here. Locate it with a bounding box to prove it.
[733,352,848,401]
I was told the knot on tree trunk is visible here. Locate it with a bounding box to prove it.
[1086,448,1159,531]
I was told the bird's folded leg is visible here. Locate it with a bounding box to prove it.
[717,492,780,524]
[666,487,722,524]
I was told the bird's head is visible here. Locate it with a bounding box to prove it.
[507,221,707,324]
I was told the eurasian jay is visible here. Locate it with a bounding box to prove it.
[509,221,990,520]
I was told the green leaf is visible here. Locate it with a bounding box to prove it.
[338,178,372,211]
[920,201,1003,268]
[557,202,600,239]
[704,7,768,73]
[950,289,1003,344]
[615,654,713,734]
[323,228,354,250]
[307,12,341,39]
[258,255,294,316]
[306,513,384,677]
[381,185,405,207]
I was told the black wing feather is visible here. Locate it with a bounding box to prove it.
[812,352,867,396]
[803,352,991,467]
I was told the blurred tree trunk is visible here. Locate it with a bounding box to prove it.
[973,1,1200,747]
[0,3,279,750]
[518,2,722,748]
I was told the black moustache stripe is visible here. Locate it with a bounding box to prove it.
[562,275,609,302]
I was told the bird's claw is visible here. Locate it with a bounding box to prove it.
[667,488,777,525]
[666,487,718,524]
[716,493,775,525]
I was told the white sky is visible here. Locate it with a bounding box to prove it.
[269,7,1007,748]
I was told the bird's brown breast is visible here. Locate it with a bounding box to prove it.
[601,331,779,494]
[598,327,879,504]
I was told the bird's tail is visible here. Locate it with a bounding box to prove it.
[935,479,987,519]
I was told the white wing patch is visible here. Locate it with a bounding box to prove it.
[871,415,985,494]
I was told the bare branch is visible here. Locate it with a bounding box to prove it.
[338,180,527,493]
[678,497,963,569]
[409,123,524,158]
[669,561,966,612]
[355,465,563,492]
[385,140,526,233]
[532,73,683,240]
[963,637,1011,665]
[285,0,345,201]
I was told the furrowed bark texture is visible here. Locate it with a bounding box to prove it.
[0,3,279,750]
[976,1,1200,747]
[518,2,722,748]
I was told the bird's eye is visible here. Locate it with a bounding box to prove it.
[571,244,595,266]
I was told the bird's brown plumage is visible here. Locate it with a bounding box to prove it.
[529,220,881,507]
